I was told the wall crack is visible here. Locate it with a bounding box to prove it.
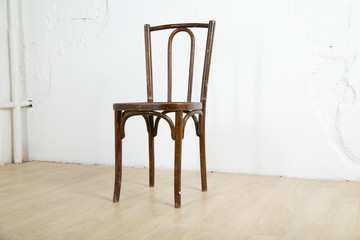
[23,0,109,107]
[294,0,360,167]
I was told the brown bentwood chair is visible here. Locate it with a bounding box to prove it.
[113,20,215,208]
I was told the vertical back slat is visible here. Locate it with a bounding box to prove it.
[187,31,195,102]
[167,28,195,102]
[144,24,153,102]
[200,20,216,107]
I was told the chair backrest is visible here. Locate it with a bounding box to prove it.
[144,20,216,108]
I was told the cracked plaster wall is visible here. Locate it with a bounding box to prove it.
[24,0,108,105]
[294,0,360,168]
[23,0,360,181]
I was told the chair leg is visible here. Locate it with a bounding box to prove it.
[199,115,207,192]
[113,111,122,202]
[148,133,155,187]
[174,111,183,208]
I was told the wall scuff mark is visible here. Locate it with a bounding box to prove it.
[294,0,360,166]
[24,0,108,105]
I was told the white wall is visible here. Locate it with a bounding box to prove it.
[0,1,12,165]
[21,0,360,180]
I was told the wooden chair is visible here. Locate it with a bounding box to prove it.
[113,20,216,208]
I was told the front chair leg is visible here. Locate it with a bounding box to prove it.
[199,115,207,192]
[148,133,155,187]
[113,111,123,202]
[147,116,155,187]
[174,111,184,208]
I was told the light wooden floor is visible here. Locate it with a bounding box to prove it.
[1,162,360,240]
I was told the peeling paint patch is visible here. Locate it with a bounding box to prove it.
[24,0,108,105]
[294,0,360,166]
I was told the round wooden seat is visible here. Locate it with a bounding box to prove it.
[113,102,203,111]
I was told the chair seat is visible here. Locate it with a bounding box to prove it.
[113,102,203,111]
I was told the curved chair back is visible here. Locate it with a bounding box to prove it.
[144,20,216,109]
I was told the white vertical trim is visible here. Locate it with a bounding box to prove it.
[7,0,22,164]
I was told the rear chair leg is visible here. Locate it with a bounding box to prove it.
[199,115,207,191]
[113,111,122,202]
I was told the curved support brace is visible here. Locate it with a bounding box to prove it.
[120,111,143,139]
[150,111,175,140]
[120,111,175,140]
[191,114,201,137]
[142,115,155,136]
[143,115,151,134]
[154,116,161,137]
[182,110,203,138]
[154,111,171,138]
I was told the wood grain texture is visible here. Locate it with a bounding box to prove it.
[1,162,360,239]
